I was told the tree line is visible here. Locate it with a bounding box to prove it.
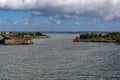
[79,32,120,41]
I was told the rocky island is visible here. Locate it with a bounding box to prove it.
[0,32,50,45]
[73,32,120,43]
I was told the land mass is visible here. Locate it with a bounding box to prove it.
[73,32,120,43]
[0,32,50,45]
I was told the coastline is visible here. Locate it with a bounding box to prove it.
[31,35,51,39]
[0,36,51,45]
[73,32,120,43]
[73,39,117,43]
[0,32,51,45]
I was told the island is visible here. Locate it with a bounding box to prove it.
[0,32,50,45]
[73,32,120,43]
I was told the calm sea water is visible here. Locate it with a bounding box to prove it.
[0,34,120,80]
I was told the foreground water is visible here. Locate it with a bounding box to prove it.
[0,34,120,80]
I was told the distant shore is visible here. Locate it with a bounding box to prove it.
[73,32,120,43]
[0,32,50,45]
[31,35,51,39]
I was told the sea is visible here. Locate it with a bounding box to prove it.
[0,33,120,80]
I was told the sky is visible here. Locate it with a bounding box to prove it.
[0,0,120,32]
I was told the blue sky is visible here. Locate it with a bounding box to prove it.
[0,0,120,32]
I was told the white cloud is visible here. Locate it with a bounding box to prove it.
[74,22,80,26]
[56,20,61,24]
[0,0,120,20]
[22,19,29,25]
[63,15,79,19]
[13,21,18,25]
[31,11,41,17]
[49,16,62,25]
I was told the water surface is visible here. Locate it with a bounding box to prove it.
[0,34,120,80]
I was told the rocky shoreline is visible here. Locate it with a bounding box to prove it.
[0,36,51,45]
[0,39,34,45]
[0,32,50,45]
[73,38,117,43]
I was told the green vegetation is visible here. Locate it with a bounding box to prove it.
[17,32,46,36]
[80,32,120,41]
[10,34,22,40]
[0,32,46,40]
[0,32,48,45]
[73,32,120,42]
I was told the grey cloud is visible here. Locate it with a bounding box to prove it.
[0,0,120,20]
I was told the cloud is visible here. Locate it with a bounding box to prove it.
[22,19,29,25]
[56,20,61,25]
[13,21,18,25]
[49,16,61,25]
[31,11,41,17]
[0,19,16,24]
[74,22,80,26]
[62,15,79,19]
[0,0,120,20]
